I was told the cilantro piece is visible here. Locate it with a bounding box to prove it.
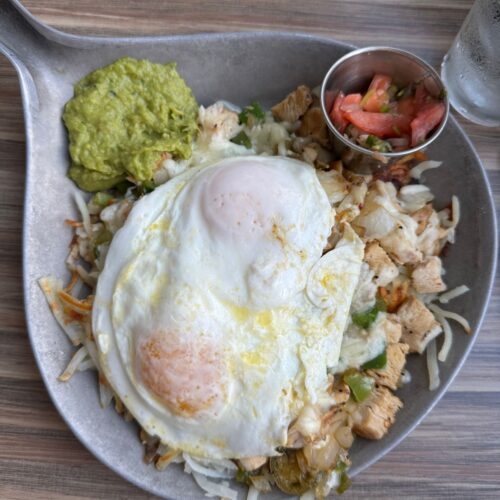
[335,459,352,494]
[364,134,392,152]
[235,469,250,483]
[239,101,265,125]
[230,130,252,149]
[337,470,352,494]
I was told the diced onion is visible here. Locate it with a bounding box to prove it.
[426,339,440,391]
[299,491,316,500]
[438,285,470,304]
[247,485,260,500]
[400,369,412,385]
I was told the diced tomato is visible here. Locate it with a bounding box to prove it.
[324,90,335,114]
[340,93,363,113]
[343,93,362,104]
[343,109,411,138]
[410,101,445,146]
[397,96,416,118]
[414,82,430,111]
[361,89,390,112]
[368,74,392,92]
[330,91,347,132]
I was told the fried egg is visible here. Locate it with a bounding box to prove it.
[93,155,364,459]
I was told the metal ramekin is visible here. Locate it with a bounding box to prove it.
[320,46,449,173]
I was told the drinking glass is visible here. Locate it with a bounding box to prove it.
[441,0,500,127]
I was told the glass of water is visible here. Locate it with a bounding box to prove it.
[441,0,500,127]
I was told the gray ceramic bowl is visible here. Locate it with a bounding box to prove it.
[0,0,497,498]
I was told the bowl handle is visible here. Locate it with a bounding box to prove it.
[0,0,52,111]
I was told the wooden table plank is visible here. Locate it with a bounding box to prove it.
[1,1,499,499]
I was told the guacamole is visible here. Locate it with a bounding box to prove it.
[63,57,198,192]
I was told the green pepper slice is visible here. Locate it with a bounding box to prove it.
[343,371,375,402]
[362,348,387,370]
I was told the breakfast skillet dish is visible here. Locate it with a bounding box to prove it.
[39,58,470,499]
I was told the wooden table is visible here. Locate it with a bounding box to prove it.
[1,1,498,499]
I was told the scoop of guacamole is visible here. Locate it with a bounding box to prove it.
[63,57,198,191]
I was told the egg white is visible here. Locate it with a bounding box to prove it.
[93,156,364,458]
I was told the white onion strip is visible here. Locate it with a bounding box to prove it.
[429,303,453,362]
[77,358,96,371]
[59,345,89,381]
[183,453,236,479]
[189,471,238,500]
[74,190,92,238]
[451,195,460,228]
[75,264,98,288]
[430,303,471,334]
[426,339,440,391]
[438,285,470,304]
[410,160,442,180]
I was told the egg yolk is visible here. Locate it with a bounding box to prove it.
[136,332,228,418]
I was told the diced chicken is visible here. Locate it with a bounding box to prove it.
[271,85,313,123]
[100,199,133,234]
[411,256,446,294]
[378,280,410,314]
[379,313,403,344]
[363,241,399,287]
[297,106,330,146]
[286,404,322,448]
[351,385,403,440]
[351,263,378,314]
[197,102,240,142]
[379,224,423,265]
[238,456,267,471]
[330,380,351,406]
[417,210,450,257]
[316,169,351,205]
[411,203,433,236]
[373,162,411,187]
[367,343,409,391]
[397,296,442,354]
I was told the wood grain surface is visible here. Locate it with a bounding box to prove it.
[1,1,499,499]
